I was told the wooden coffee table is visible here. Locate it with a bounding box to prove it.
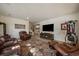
[49,40,79,56]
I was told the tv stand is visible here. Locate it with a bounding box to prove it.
[40,32,54,40]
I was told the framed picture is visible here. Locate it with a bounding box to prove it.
[15,24,25,29]
[61,23,67,30]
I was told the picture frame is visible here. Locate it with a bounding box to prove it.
[15,24,25,29]
[61,23,67,30]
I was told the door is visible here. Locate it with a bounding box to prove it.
[0,24,4,36]
[0,22,6,36]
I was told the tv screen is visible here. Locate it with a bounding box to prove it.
[43,24,54,31]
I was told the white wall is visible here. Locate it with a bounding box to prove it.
[0,16,29,38]
[37,13,79,42]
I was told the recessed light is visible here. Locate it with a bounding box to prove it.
[26,17,29,19]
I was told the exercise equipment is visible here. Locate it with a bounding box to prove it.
[65,20,78,46]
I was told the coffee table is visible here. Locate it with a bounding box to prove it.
[49,40,79,56]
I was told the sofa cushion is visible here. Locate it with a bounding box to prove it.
[2,40,17,49]
[0,37,5,42]
[0,40,3,46]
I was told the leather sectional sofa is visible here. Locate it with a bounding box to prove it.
[0,34,19,56]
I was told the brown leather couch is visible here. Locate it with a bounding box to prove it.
[0,34,19,56]
[19,31,31,41]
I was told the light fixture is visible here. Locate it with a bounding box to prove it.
[36,24,40,28]
[26,16,29,19]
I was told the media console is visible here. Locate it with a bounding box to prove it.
[40,32,54,40]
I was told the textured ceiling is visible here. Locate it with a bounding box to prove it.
[0,3,79,23]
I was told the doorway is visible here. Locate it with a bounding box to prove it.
[0,22,6,36]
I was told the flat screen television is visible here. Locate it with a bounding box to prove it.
[43,24,54,32]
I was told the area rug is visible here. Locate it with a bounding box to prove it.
[26,36,56,56]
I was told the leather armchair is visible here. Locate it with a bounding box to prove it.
[19,31,31,41]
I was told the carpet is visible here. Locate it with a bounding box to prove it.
[26,36,56,56]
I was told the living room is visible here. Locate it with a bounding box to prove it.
[0,3,79,56]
